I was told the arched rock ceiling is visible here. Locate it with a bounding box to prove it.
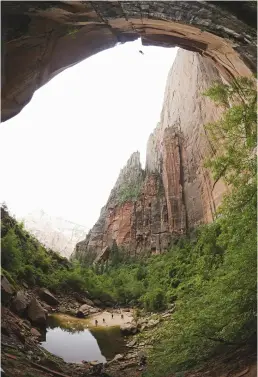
[1,1,257,122]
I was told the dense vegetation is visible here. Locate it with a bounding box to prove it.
[1,204,71,288]
[117,181,143,205]
[1,77,256,375]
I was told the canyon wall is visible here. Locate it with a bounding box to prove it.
[73,48,228,263]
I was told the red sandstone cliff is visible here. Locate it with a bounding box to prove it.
[72,49,229,263]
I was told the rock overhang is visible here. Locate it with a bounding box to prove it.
[1,1,257,122]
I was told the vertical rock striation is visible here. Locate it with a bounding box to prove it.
[146,49,229,229]
[73,49,229,263]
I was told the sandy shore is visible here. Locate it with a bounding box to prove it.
[88,309,133,327]
[53,309,134,329]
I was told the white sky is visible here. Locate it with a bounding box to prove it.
[0,40,177,229]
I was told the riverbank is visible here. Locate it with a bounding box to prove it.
[1,281,145,377]
[87,309,133,327]
[1,280,257,377]
[47,309,134,330]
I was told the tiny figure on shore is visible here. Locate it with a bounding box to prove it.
[95,320,98,326]
[103,318,105,323]
[111,313,114,319]
[121,314,124,319]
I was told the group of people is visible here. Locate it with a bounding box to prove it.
[94,312,124,326]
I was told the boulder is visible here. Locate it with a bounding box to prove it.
[127,339,137,347]
[23,320,31,329]
[108,354,124,364]
[146,319,160,328]
[76,304,92,318]
[125,352,137,360]
[89,361,104,374]
[30,328,41,337]
[167,306,176,314]
[113,354,124,361]
[27,298,47,326]
[120,323,138,336]
[59,306,76,316]
[12,324,26,343]
[41,303,52,312]
[76,304,99,317]
[11,291,28,315]
[81,297,95,307]
[1,323,10,337]
[93,299,102,307]
[43,308,48,315]
[38,288,59,306]
[1,275,15,304]
[161,313,172,319]
[119,361,138,370]
[74,292,87,304]
[137,318,147,326]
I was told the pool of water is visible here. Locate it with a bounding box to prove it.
[40,314,126,364]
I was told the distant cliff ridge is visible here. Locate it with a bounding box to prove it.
[20,210,86,258]
[73,48,228,263]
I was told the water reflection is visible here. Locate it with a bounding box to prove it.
[40,314,126,363]
[47,315,86,333]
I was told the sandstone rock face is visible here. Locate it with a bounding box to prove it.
[94,246,110,264]
[2,2,256,122]
[146,49,229,228]
[120,323,138,336]
[73,153,171,262]
[73,49,230,262]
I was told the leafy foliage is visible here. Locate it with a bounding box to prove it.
[117,182,142,204]
[1,206,71,289]
[203,77,257,188]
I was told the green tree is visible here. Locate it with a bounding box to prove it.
[110,240,122,266]
[203,76,257,189]
[1,228,22,272]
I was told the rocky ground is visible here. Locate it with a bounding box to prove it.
[1,275,257,377]
[1,274,157,377]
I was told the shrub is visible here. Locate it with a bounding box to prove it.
[1,228,22,272]
[141,288,167,312]
[117,182,142,204]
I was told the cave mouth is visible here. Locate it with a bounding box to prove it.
[2,1,256,122]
